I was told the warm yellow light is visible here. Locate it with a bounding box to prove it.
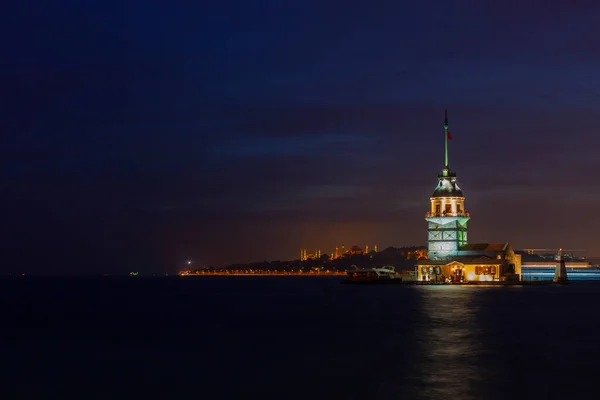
[467,272,475,280]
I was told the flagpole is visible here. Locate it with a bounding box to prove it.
[444,109,449,167]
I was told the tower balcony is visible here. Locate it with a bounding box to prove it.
[426,211,470,218]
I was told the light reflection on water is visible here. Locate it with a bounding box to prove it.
[410,286,484,399]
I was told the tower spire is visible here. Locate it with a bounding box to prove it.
[444,109,449,168]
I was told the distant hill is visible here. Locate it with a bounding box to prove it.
[192,245,428,273]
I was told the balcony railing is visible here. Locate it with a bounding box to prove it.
[425,211,470,218]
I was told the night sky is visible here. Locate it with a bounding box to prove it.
[3,1,600,275]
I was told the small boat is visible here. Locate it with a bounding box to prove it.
[344,265,399,283]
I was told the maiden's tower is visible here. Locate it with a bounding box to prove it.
[418,111,521,282]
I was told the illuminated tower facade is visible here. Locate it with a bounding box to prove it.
[554,249,568,284]
[425,111,470,259]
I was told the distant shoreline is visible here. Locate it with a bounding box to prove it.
[179,271,346,277]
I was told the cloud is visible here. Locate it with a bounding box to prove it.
[210,133,374,158]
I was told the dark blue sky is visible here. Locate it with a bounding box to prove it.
[3,1,600,274]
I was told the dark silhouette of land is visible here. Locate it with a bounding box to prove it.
[182,246,428,275]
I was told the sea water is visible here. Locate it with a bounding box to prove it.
[1,277,599,399]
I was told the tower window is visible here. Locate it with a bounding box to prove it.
[457,204,462,213]
[435,204,441,214]
[445,204,451,214]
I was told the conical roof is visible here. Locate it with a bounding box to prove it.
[432,168,464,198]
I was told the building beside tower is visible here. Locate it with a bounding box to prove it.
[417,111,521,282]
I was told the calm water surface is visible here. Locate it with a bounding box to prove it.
[1,277,600,399]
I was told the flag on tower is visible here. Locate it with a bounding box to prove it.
[447,131,453,140]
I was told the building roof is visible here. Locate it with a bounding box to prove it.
[417,255,502,266]
[460,243,508,252]
[432,176,464,198]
